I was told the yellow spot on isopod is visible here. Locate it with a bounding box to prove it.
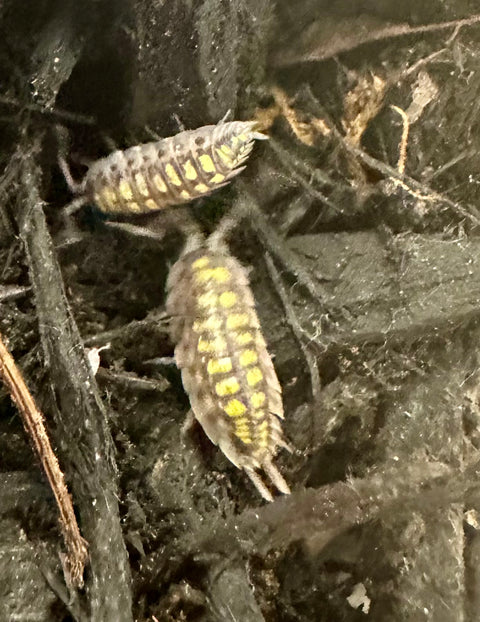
[246,367,263,387]
[235,419,252,443]
[236,427,251,439]
[210,173,225,184]
[207,357,233,375]
[226,313,249,330]
[239,349,258,367]
[220,144,234,155]
[215,377,240,396]
[219,291,237,308]
[199,154,216,173]
[134,173,149,197]
[252,409,265,420]
[195,267,231,284]
[216,148,233,166]
[224,399,247,417]
[197,291,217,308]
[165,163,182,186]
[126,201,141,213]
[257,420,269,433]
[193,316,222,333]
[101,187,117,207]
[236,434,252,444]
[198,337,226,353]
[231,136,240,146]
[235,332,254,346]
[237,435,252,444]
[119,179,133,201]
[250,392,266,408]
[183,160,198,180]
[180,190,190,200]
[153,174,167,193]
[192,256,210,270]
[212,267,231,282]
[194,183,210,193]
[145,199,158,210]
[238,133,248,141]
[257,420,270,447]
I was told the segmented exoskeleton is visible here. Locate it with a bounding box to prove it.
[166,234,290,502]
[61,121,266,216]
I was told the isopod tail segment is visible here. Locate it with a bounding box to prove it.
[58,119,268,218]
[245,458,291,503]
[166,229,292,502]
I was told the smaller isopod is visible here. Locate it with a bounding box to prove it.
[167,233,291,502]
[60,120,267,216]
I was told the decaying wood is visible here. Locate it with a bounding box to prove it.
[15,152,133,622]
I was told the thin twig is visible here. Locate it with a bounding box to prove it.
[0,331,88,587]
[0,94,96,126]
[235,185,330,302]
[82,312,170,347]
[390,105,409,175]
[332,126,480,225]
[0,284,31,302]
[264,252,322,401]
[274,13,480,66]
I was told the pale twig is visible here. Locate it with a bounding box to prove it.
[0,285,31,302]
[0,331,88,587]
[0,94,95,126]
[275,14,480,66]
[328,123,480,224]
[390,105,409,174]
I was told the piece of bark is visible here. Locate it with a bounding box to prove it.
[207,565,266,622]
[287,231,480,347]
[16,153,133,621]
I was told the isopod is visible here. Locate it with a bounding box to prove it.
[61,120,267,216]
[166,235,290,502]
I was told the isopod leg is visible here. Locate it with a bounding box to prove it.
[103,221,167,242]
[62,196,89,217]
[58,155,85,195]
[219,109,232,124]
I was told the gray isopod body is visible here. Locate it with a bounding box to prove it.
[166,236,291,502]
[63,120,266,215]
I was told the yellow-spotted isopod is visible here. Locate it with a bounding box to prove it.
[61,120,267,216]
[166,237,290,502]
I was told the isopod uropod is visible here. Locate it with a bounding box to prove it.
[166,235,290,501]
[62,120,267,216]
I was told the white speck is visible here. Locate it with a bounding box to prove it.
[465,509,480,529]
[347,582,370,614]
